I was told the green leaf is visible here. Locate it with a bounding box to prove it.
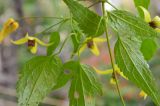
[140,39,157,60]
[63,0,105,37]
[17,56,63,106]
[114,36,160,105]
[52,70,71,90]
[133,0,150,17]
[108,10,158,40]
[133,0,150,9]
[47,32,60,56]
[66,61,102,106]
[53,61,74,90]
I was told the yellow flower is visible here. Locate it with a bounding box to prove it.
[139,90,147,99]
[110,78,116,85]
[11,33,52,54]
[139,6,160,32]
[94,65,127,79]
[94,65,148,99]
[94,65,128,85]
[79,37,106,56]
[0,18,19,43]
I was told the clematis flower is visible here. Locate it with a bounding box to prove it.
[0,18,19,43]
[79,37,106,56]
[94,65,128,84]
[94,65,148,99]
[139,6,160,32]
[139,90,147,100]
[11,33,52,54]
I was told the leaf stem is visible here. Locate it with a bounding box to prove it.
[101,1,126,106]
[31,19,69,36]
[54,36,69,56]
[17,16,66,21]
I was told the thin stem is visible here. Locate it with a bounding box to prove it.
[54,36,69,56]
[31,19,68,36]
[18,16,65,21]
[101,2,125,106]
[57,19,69,31]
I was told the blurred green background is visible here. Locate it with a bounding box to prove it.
[0,0,160,106]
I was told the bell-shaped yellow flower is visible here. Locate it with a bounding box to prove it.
[79,37,106,56]
[0,18,19,43]
[94,65,128,85]
[11,33,52,54]
[139,90,147,99]
[139,6,160,32]
[94,65,148,99]
[94,65,128,81]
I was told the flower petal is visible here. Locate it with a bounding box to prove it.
[30,42,38,54]
[0,18,19,43]
[110,78,116,85]
[2,18,19,36]
[93,38,106,43]
[153,16,160,27]
[11,37,28,45]
[4,18,14,27]
[115,65,128,80]
[90,42,100,56]
[10,22,19,32]
[35,38,52,46]
[0,31,5,43]
[139,6,151,22]
[139,90,147,99]
[28,36,35,40]
[93,67,113,75]
[155,28,160,32]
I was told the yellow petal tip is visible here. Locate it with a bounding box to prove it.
[110,78,116,85]
[139,91,147,100]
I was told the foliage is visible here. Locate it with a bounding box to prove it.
[133,0,150,17]
[17,56,63,106]
[115,36,160,105]
[63,0,105,37]
[47,32,60,55]
[1,0,159,105]
[65,61,102,106]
